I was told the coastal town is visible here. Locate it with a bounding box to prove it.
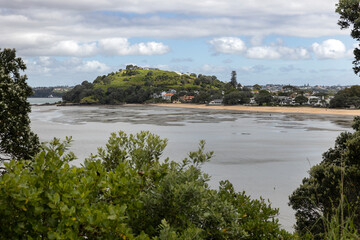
[32,83,351,107]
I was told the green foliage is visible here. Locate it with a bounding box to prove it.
[282,85,299,93]
[253,84,262,91]
[323,203,359,240]
[330,85,360,108]
[63,81,95,103]
[294,95,308,105]
[223,90,252,105]
[0,137,137,239]
[0,48,40,162]
[1,131,291,239]
[255,90,273,106]
[289,117,360,239]
[230,71,237,88]
[63,66,226,104]
[97,131,168,172]
[336,0,360,75]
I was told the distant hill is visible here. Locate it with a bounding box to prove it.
[30,87,72,98]
[62,65,227,104]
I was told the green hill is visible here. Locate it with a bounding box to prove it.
[62,65,226,104]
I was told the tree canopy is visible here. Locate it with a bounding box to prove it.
[255,90,273,106]
[289,116,360,239]
[0,48,40,163]
[336,0,360,75]
[0,131,292,239]
[330,85,360,108]
[223,90,252,105]
[294,95,308,105]
[230,71,237,88]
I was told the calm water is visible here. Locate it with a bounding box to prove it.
[28,97,62,105]
[29,104,354,231]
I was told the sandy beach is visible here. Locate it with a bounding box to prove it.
[153,103,360,116]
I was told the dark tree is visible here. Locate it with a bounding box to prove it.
[294,95,308,105]
[192,91,211,104]
[289,117,360,239]
[253,84,262,91]
[282,85,299,93]
[336,0,360,75]
[330,85,360,108]
[223,91,252,105]
[0,48,40,162]
[230,71,237,88]
[62,81,94,103]
[255,90,273,106]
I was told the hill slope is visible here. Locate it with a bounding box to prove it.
[62,65,226,104]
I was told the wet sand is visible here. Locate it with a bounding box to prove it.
[153,103,360,116]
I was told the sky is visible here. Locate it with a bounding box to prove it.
[1,0,360,87]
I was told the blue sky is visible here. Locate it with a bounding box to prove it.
[1,0,359,86]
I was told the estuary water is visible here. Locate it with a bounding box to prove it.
[28,97,62,105]
[29,104,354,231]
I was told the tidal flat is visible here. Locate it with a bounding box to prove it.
[30,104,353,231]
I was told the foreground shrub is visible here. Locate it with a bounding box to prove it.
[0,132,291,239]
[289,117,360,239]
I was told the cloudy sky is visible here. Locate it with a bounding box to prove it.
[1,0,359,86]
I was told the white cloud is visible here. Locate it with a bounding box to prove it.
[209,37,247,54]
[0,0,345,47]
[76,60,110,72]
[311,39,347,59]
[28,57,110,74]
[247,46,310,60]
[0,0,337,17]
[99,38,170,56]
[209,37,310,60]
[52,41,98,57]
[246,47,281,59]
[9,37,170,57]
[25,56,112,86]
[100,38,170,56]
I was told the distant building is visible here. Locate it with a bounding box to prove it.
[180,96,194,102]
[275,96,293,106]
[249,98,256,105]
[208,99,223,105]
[162,93,174,101]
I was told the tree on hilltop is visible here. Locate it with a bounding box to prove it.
[0,48,40,163]
[230,71,237,88]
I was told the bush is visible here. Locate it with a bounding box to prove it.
[0,131,292,239]
[289,116,360,239]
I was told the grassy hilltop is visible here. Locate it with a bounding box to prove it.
[62,65,227,104]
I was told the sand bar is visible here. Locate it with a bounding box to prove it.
[153,103,360,116]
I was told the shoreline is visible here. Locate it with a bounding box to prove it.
[152,103,360,116]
